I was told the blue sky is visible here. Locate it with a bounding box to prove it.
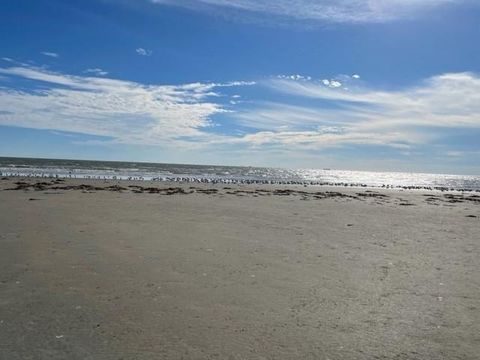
[1,0,479,174]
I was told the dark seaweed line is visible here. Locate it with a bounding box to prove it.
[4,180,480,207]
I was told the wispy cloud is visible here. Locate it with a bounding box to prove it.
[40,51,59,58]
[224,72,480,150]
[0,65,251,147]
[0,63,479,163]
[83,68,109,76]
[446,150,480,157]
[150,0,462,24]
[136,48,152,56]
[265,72,480,129]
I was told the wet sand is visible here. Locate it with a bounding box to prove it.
[0,178,479,359]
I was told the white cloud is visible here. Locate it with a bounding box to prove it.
[150,0,462,23]
[227,129,414,150]
[230,106,424,150]
[83,68,109,76]
[41,51,59,58]
[1,64,479,162]
[0,65,252,147]
[233,102,352,131]
[329,80,342,88]
[136,48,152,56]
[218,80,256,87]
[224,72,480,150]
[445,150,480,157]
[321,78,343,88]
[266,73,480,129]
[277,74,311,81]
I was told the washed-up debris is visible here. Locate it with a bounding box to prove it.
[7,180,479,207]
[104,185,127,192]
[356,192,388,198]
[196,188,218,194]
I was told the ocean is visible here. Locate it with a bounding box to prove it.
[0,157,479,191]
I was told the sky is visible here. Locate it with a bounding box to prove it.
[0,0,479,174]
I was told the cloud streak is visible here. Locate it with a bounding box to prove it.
[0,64,479,161]
[224,72,480,150]
[266,73,480,129]
[40,51,59,58]
[0,65,248,147]
[83,68,109,76]
[150,0,462,24]
[136,48,152,56]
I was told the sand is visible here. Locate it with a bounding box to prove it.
[0,178,479,359]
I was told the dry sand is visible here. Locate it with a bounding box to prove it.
[0,178,479,359]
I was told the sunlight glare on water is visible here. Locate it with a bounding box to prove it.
[0,157,479,191]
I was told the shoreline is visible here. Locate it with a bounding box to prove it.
[1,174,480,193]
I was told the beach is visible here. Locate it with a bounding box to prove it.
[0,178,479,359]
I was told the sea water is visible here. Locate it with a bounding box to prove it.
[1,157,479,191]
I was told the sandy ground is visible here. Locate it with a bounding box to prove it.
[0,178,479,360]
